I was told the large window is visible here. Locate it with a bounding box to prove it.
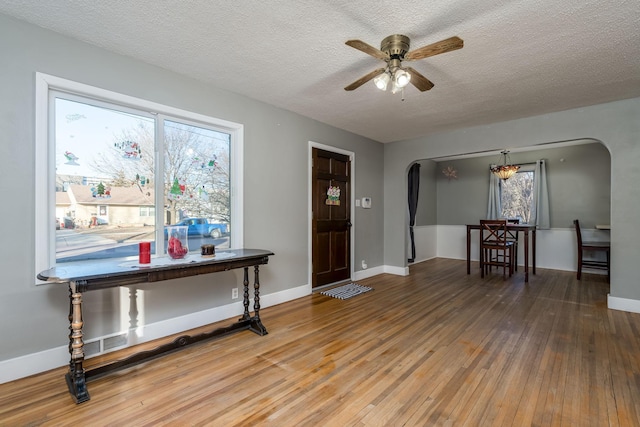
[36,73,243,273]
[500,165,534,222]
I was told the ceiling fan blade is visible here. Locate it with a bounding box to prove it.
[345,40,389,60]
[405,67,434,91]
[404,36,464,61]
[344,68,386,91]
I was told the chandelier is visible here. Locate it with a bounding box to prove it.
[490,150,520,180]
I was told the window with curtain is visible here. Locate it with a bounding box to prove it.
[488,160,549,228]
[500,164,535,222]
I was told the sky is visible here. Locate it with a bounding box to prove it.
[55,97,154,178]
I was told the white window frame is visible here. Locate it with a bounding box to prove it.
[499,163,535,221]
[35,73,244,279]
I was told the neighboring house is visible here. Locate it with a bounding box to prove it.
[62,184,155,227]
[55,191,71,224]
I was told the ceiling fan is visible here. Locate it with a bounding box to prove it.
[344,34,463,93]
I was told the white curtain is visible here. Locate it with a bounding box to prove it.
[486,172,501,219]
[531,159,550,228]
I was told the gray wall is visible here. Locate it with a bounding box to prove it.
[0,14,384,362]
[416,142,611,228]
[384,97,640,302]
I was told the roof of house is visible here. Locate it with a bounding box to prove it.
[55,192,71,205]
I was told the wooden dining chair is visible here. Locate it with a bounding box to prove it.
[492,218,520,271]
[480,219,515,279]
[574,219,610,281]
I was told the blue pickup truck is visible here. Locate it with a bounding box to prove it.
[165,217,227,238]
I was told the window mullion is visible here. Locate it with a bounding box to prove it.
[155,113,165,256]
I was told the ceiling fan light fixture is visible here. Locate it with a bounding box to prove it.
[394,68,411,88]
[373,72,390,90]
[344,34,463,92]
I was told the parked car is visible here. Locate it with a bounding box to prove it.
[164,217,227,239]
[56,217,61,230]
[62,216,75,229]
[96,217,108,225]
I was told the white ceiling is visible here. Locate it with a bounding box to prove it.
[2,0,639,143]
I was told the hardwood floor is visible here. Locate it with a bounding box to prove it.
[2,258,639,426]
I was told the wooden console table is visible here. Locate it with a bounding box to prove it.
[37,248,274,404]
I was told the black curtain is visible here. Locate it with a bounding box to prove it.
[407,163,421,263]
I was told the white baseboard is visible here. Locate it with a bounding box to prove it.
[353,263,410,281]
[353,265,385,281]
[408,256,437,266]
[0,283,310,384]
[0,345,68,385]
[608,294,640,314]
[384,265,410,276]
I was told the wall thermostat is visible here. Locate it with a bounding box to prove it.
[361,197,372,209]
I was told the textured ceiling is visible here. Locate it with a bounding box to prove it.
[1,0,639,143]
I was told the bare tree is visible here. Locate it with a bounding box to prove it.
[89,119,230,225]
[89,121,155,188]
[501,172,534,222]
[163,122,230,224]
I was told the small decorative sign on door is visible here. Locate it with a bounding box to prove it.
[326,185,341,206]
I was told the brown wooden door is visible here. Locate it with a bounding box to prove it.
[312,148,351,287]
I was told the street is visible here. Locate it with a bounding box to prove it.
[56,225,229,262]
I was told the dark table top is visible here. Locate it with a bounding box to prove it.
[467,223,536,230]
[38,249,274,288]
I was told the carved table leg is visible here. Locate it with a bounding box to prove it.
[240,267,251,321]
[67,287,73,360]
[249,265,268,336]
[65,282,90,403]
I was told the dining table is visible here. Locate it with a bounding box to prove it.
[466,223,537,282]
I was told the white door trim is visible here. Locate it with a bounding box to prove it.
[308,141,355,288]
